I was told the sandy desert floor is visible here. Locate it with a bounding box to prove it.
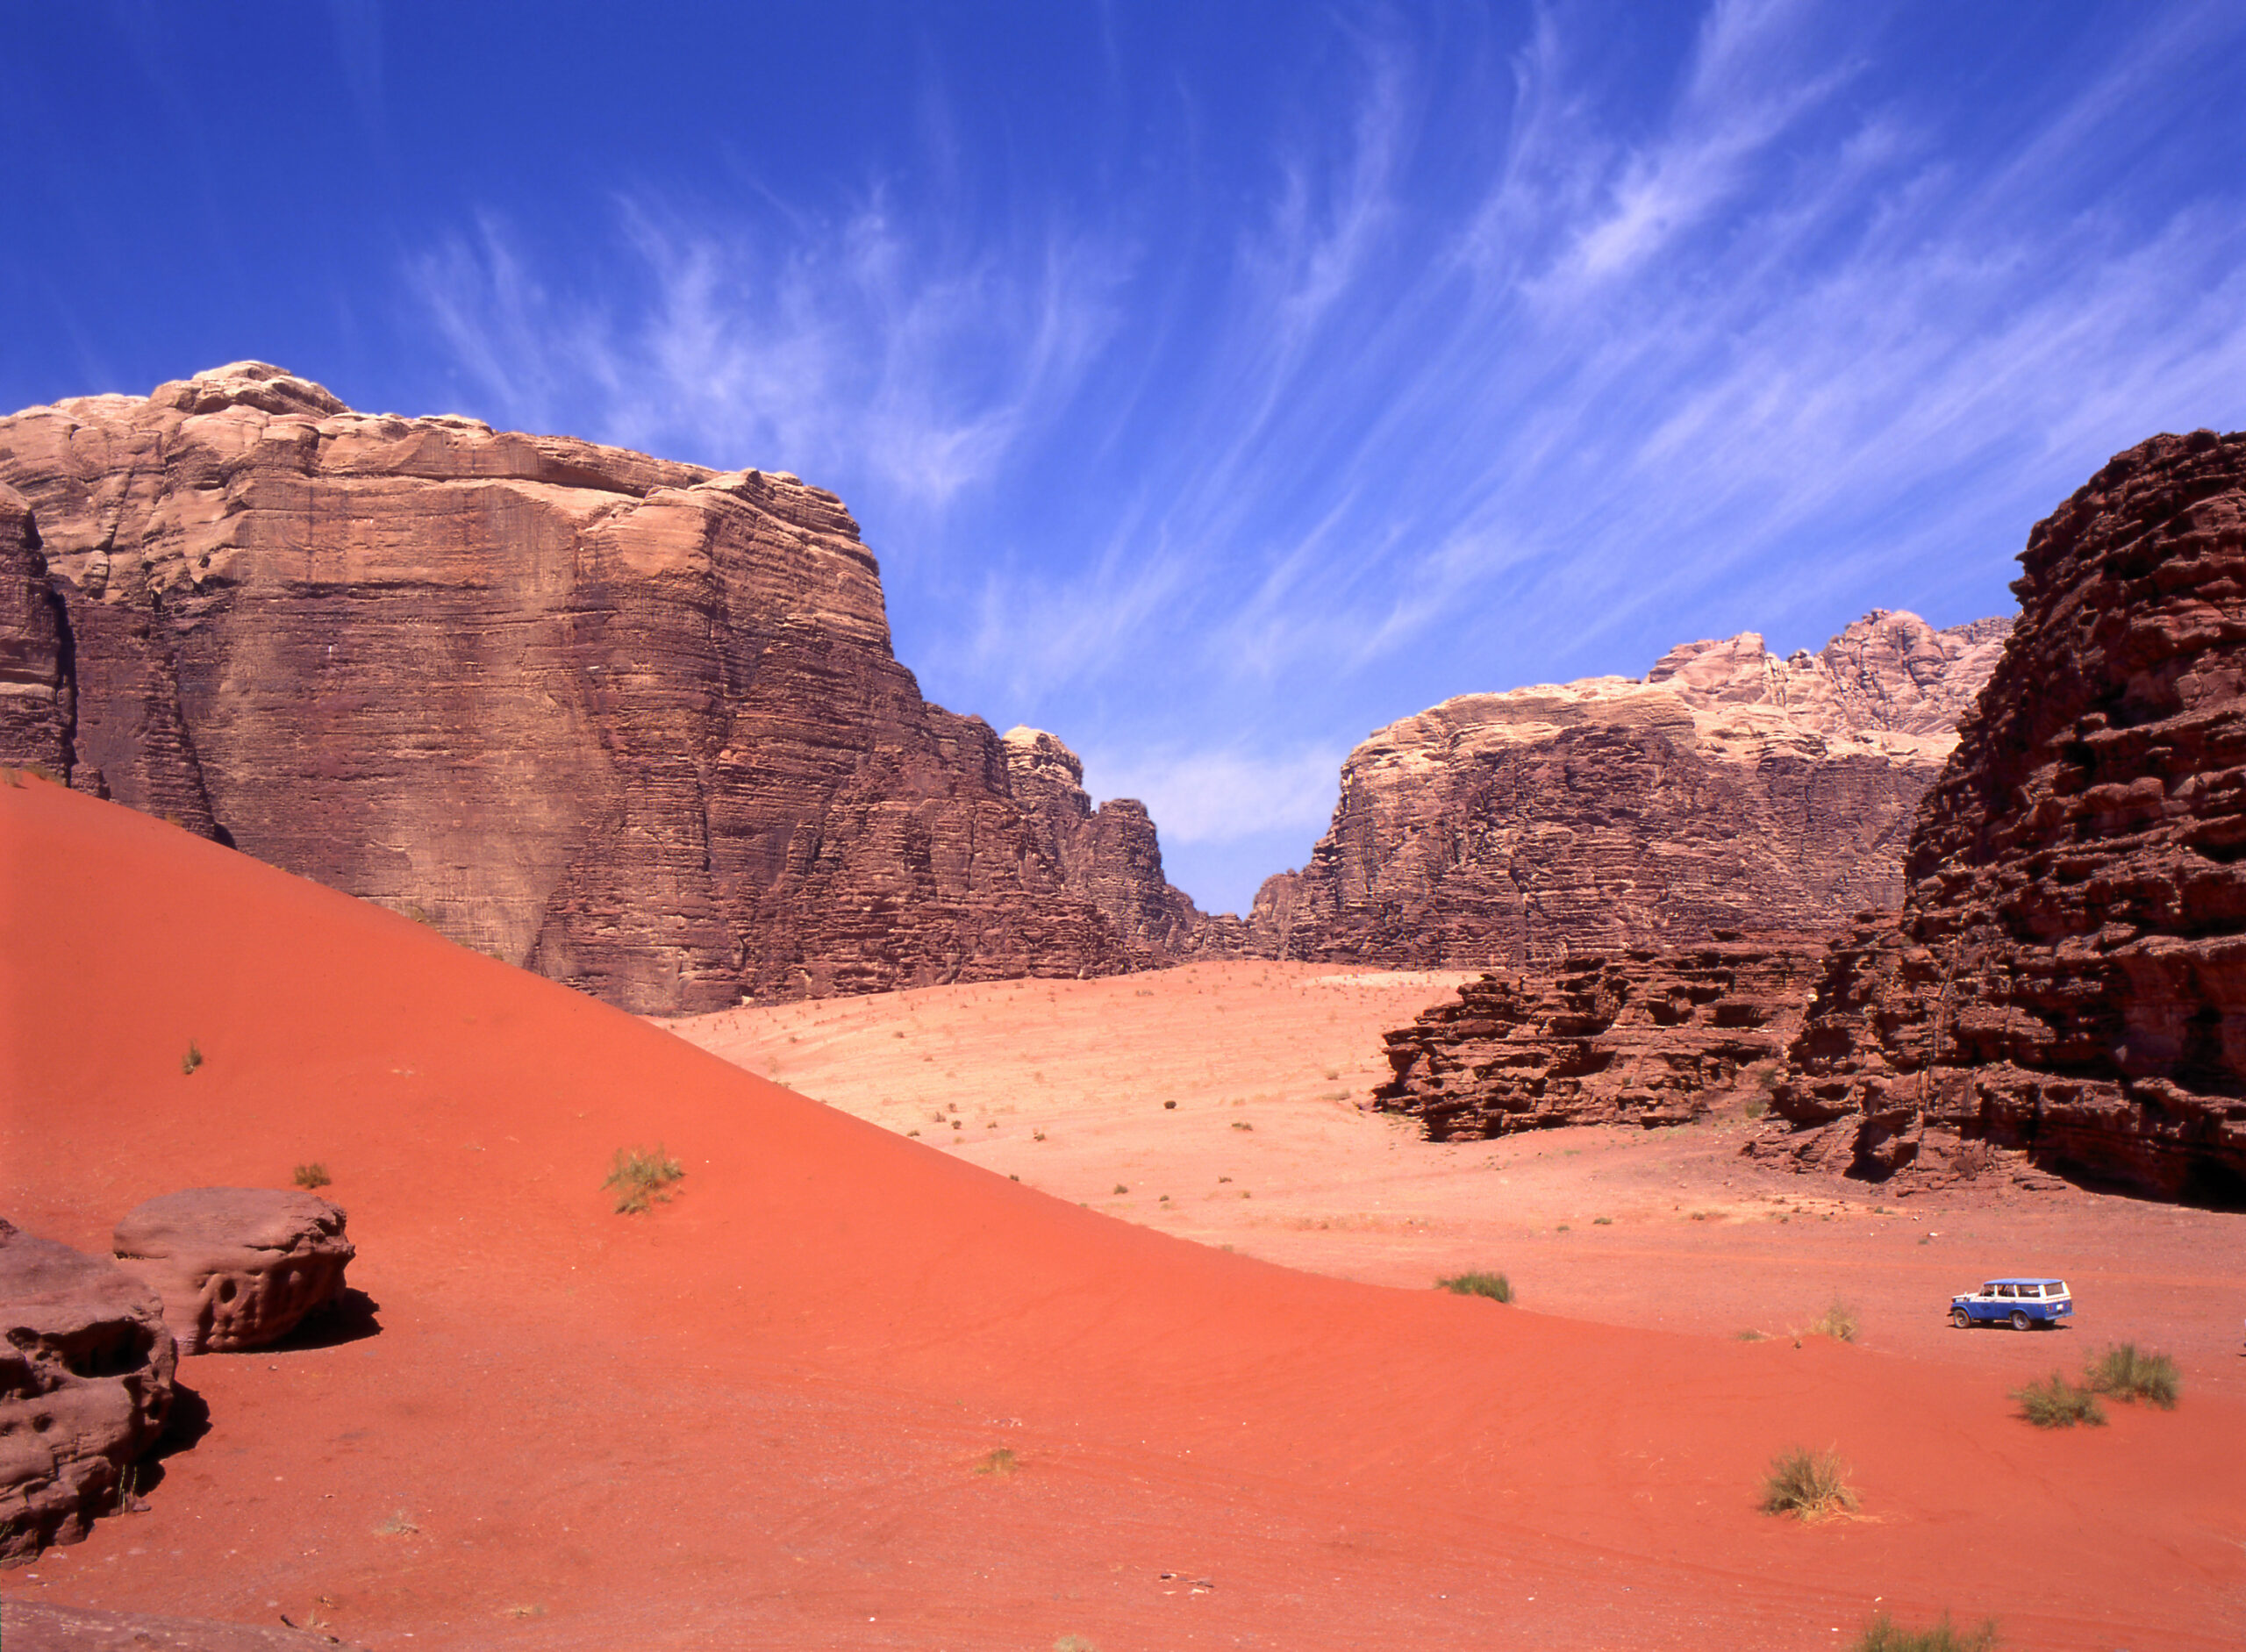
[662,965,2246,1398]
[4,776,2243,1652]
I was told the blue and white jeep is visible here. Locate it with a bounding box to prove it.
[1950,1277,2072,1330]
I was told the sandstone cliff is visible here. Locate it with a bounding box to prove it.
[0,363,1209,1012]
[1756,430,2246,1201]
[1374,936,1821,1138]
[1248,610,2009,967]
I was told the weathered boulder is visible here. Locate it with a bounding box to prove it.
[0,364,1215,1012]
[111,1190,353,1355]
[1373,938,1820,1137]
[1756,430,2246,1199]
[0,1600,370,1650]
[0,1219,176,1566]
[1248,611,2009,967]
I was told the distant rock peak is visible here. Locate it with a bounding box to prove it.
[1245,607,2011,969]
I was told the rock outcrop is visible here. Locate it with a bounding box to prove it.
[0,1601,371,1650]
[1373,938,1820,1138]
[1000,726,1233,963]
[1248,611,2010,968]
[0,484,70,776]
[1756,431,2246,1201]
[1,1219,176,1565]
[112,1190,354,1355]
[0,364,1212,1012]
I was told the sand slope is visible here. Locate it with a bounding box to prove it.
[3,776,2240,1649]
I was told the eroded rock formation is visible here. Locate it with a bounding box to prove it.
[1248,611,2009,968]
[0,364,1211,1011]
[1756,430,2246,1200]
[1000,726,1241,963]
[1373,938,1820,1138]
[112,1189,354,1355]
[0,1219,176,1565]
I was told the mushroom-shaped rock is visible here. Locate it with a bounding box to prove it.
[111,1190,353,1356]
[0,1218,177,1566]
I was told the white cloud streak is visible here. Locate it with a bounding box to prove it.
[401,0,2246,910]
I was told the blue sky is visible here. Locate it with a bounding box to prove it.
[6,3,2242,912]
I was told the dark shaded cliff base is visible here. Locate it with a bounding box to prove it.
[1249,610,2009,968]
[0,364,1217,1011]
[1756,431,2246,1203]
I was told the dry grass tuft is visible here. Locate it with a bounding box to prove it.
[2084,1342,2179,1409]
[1435,1270,1513,1304]
[2012,1372,2106,1429]
[1853,1612,1999,1650]
[1803,1300,1858,1342]
[1759,1445,1856,1520]
[974,1448,1019,1477]
[292,1162,331,1190]
[604,1145,685,1214]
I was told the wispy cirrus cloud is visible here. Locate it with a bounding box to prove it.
[400,0,2246,909]
[409,196,1128,516]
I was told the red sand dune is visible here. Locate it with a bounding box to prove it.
[4,775,2241,1650]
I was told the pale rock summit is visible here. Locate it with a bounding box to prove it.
[1248,609,2012,966]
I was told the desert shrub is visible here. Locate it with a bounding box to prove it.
[973,1448,1018,1477]
[1759,1446,1857,1520]
[2012,1372,2106,1428]
[1853,1612,1999,1651]
[1735,1329,1769,1342]
[1806,1300,1858,1342]
[604,1146,685,1214]
[1436,1271,1513,1303]
[1053,1637,1099,1652]
[292,1162,331,1190]
[2084,1342,2179,1409]
[181,1041,204,1076]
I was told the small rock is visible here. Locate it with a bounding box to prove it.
[113,1190,354,1355]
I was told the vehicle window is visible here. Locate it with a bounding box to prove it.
[2051,1282,2067,1296]
[1996,1284,2015,1298]
[2021,1284,2042,1298]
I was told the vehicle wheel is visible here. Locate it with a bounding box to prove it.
[1952,1307,1972,1329]
[2011,1309,2030,1331]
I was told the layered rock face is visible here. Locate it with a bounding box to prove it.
[112,1189,354,1356]
[1248,611,2009,968]
[1760,431,2246,1200]
[0,484,69,775]
[1000,726,1239,963]
[1,1219,176,1565]
[1373,938,1820,1138]
[0,364,1208,1011]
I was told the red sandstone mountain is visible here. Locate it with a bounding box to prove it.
[1759,429,2246,1200]
[1248,610,2009,966]
[0,363,1212,1012]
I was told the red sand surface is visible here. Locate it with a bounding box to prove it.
[4,775,2242,1650]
